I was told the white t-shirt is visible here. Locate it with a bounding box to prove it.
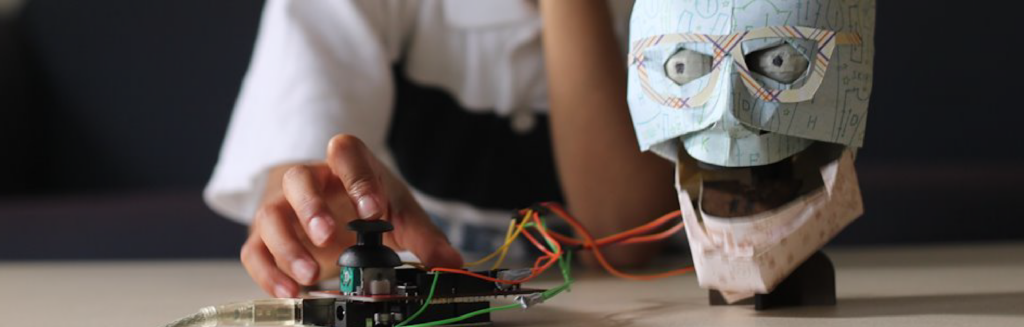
[204,0,632,228]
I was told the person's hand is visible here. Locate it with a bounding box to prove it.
[241,134,463,297]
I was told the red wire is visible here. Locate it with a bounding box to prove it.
[431,212,562,284]
[587,209,681,245]
[540,202,694,281]
[433,203,692,284]
[530,211,562,254]
[544,209,682,248]
[619,220,685,245]
[521,227,555,257]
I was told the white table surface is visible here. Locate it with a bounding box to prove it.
[2,242,1023,327]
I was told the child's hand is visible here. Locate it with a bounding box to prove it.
[240,134,463,297]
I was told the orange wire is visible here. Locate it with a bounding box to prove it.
[431,249,559,285]
[520,228,555,257]
[433,203,690,284]
[619,220,685,245]
[547,231,584,246]
[589,210,682,245]
[431,212,563,284]
[543,209,682,248]
[530,211,563,254]
[540,202,694,281]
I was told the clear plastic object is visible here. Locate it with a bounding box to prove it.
[164,299,302,327]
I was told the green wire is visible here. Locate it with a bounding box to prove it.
[395,272,441,327]
[543,249,573,300]
[403,215,576,327]
[537,215,573,301]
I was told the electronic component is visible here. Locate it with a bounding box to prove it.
[313,220,545,327]
[338,220,402,296]
[163,203,693,327]
[163,219,548,327]
[309,267,543,327]
[494,268,531,291]
[514,293,545,309]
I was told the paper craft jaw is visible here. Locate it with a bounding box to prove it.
[676,147,863,302]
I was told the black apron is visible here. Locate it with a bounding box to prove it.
[386,65,564,212]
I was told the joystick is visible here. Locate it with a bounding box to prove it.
[338,220,402,296]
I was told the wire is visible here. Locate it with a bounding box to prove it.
[535,218,573,301]
[542,250,573,300]
[540,202,695,281]
[406,203,692,327]
[544,209,683,248]
[530,212,564,270]
[431,248,560,285]
[395,272,441,327]
[166,204,689,327]
[162,299,304,327]
[490,218,518,269]
[162,311,206,327]
[464,210,532,268]
[619,220,685,245]
[432,212,562,285]
[404,214,575,327]
[520,227,555,257]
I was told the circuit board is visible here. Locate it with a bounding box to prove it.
[308,268,545,327]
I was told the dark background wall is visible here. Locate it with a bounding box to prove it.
[0,0,263,259]
[0,1,1021,260]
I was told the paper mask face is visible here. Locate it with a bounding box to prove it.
[627,0,876,167]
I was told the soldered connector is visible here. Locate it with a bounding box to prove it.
[495,268,531,290]
[514,293,546,309]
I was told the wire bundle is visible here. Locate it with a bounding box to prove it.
[396,202,694,327]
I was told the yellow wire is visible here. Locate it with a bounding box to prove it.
[466,213,525,268]
[464,210,531,268]
[490,219,517,269]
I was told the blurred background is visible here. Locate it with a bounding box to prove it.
[1,0,1021,260]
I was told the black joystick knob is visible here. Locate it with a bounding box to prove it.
[337,220,402,268]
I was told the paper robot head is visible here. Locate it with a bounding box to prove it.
[626,0,876,300]
[627,0,875,167]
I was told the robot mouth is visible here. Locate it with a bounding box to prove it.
[696,142,843,218]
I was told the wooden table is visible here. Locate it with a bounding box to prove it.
[2,243,1022,327]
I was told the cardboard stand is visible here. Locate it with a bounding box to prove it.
[709,250,837,310]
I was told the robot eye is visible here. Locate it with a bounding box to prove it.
[664,49,712,85]
[746,44,809,84]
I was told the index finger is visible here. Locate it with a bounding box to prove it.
[326,134,389,220]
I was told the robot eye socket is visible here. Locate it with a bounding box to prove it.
[664,49,712,85]
[746,44,809,84]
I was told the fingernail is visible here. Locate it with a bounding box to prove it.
[292,259,317,284]
[357,196,381,219]
[309,216,334,245]
[274,284,293,298]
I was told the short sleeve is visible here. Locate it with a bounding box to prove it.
[204,0,411,223]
